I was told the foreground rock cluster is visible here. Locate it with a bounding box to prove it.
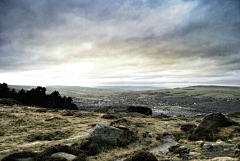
[2,118,140,161]
[1,102,240,161]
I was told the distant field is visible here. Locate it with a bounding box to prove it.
[129,86,240,99]
[8,85,240,100]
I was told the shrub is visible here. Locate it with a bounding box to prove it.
[188,127,218,141]
[71,139,99,156]
[123,151,158,161]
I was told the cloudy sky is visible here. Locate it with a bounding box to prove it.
[0,0,239,88]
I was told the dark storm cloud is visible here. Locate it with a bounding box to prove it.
[141,0,240,71]
[0,0,239,86]
[0,0,172,71]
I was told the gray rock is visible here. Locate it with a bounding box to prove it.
[87,123,124,146]
[121,117,135,122]
[51,152,77,161]
[197,113,230,129]
[202,143,235,152]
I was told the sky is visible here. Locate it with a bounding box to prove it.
[0,0,239,88]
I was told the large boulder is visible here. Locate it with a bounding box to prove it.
[87,123,125,146]
[197,113,230,129]
[188,113,234,141]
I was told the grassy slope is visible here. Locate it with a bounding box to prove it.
[0,103,240,160]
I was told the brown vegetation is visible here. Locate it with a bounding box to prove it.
[1,101,240,161]
[123,151,158,161]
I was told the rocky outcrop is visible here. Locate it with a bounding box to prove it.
[87,123,138,147]
[87,123,125,146]
[197,113,230,129]
[188,113,236,141]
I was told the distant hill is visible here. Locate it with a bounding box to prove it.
[8,85,170,98]
[8,85,131,98]
[97,86,170,91]
[181,85,240,91]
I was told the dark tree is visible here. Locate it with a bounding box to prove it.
[0,83,10,98]
[0,83,78,110]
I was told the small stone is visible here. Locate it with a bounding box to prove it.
[45,117,61,121]
[51,152,77,161]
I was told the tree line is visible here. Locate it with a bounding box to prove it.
[0,83,78,110]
